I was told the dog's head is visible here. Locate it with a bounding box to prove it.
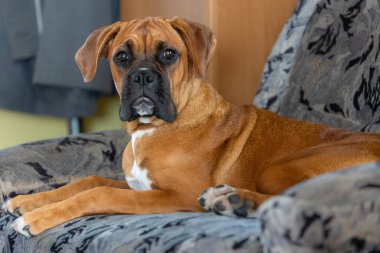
[75,17,216,123]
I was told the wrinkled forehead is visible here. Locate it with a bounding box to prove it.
[111,18,185,54]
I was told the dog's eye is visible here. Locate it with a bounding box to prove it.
[114,51,131,64]
[159,49,178,64]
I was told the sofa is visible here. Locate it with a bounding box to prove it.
[1,0,380,252]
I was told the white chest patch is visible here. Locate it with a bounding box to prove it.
[126,161,152,190]
[126,128,155,190]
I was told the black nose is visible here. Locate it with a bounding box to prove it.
[129,68,160,87]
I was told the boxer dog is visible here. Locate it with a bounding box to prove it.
[4,17,380,237]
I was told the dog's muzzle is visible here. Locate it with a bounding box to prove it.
[119,67,176,122]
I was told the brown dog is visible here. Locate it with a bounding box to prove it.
[4,17,380,237]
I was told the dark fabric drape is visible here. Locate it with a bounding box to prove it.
[0,0,119,117]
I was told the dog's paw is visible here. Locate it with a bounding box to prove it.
[2,194,49,218]
[11,216,34,238]
[198,185,256,218]
[10,207,55,237]
[10,200,77,237]
[2,198,23,218]
[198,184,235,211]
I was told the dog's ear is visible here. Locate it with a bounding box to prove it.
[75,22,122,82]
[168,17,216,80]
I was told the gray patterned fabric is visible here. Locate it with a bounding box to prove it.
[0,213,261,253]
[0,130,129,204]
[254,0,319,112]
[258,162,380,253]
[278,0,380,132]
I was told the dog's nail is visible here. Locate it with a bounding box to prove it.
[2,199,10,211]
[215,184,226,189]
[13,208,22,217]
[214,201,226,211]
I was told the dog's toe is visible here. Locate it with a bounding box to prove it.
[2,199,22,217]
[11,216,34,238]
[2,199,11,212]
[198,184,235,211]
[211,192,256,218]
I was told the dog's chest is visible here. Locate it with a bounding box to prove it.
[126,129,155,190]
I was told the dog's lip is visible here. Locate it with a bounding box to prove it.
[132,97,154,105]
[131,97,155,117]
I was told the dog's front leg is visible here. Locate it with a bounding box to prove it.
[4,176,129,217]
[11,187,197,237]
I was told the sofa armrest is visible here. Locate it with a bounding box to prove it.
[258,162,380,252]
[0,130,130,205]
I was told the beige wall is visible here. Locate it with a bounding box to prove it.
[206,0,298,105]
[120,0,205,23]
[0,110,67,149]
[0,96,122,149]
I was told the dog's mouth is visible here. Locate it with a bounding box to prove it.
[119,67,177,122]
[131,97,155,117]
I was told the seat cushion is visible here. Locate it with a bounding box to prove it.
[0,212,262,253]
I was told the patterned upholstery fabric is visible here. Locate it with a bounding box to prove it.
[254,0,319,112]
[258,162,380,253]
[0,130,129,203]
[256,0,380,133]
[279,0,380,133]
[0,213,261,253]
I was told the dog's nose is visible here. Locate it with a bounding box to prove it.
[130,68,160,87]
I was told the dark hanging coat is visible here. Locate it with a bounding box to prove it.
[0,0,118,117]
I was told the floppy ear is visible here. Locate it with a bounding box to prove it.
[168,17,216,80]
[75,21,122,82]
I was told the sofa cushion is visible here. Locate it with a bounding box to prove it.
[0,212,262,253]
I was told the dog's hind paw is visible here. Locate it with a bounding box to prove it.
[198,185,256,218]
[198,184,235,211]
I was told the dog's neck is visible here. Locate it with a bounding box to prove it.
[123,79,232,134]
[174,79,229,126]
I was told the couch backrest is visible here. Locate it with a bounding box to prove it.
[255,0,380,133]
